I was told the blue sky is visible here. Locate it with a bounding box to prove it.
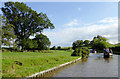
[25,2,117,28]
[1,2,118,47]
[26,2,118,47]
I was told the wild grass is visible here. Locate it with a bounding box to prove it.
[2,50,79,77]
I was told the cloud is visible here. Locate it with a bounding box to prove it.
[99,17,117,23]
[78,8,81,11]
[43,17,118,47]
[64,19,79,27]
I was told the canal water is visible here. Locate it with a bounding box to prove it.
[49,53,118,77]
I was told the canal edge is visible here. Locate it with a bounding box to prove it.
[25,57,81,78]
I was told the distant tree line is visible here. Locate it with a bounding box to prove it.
[72,35,110,50]
[71,35,110,58]
[50,46,71,50]
[23,34,51,50]
[109,44,120,54]
[72,40,90,50]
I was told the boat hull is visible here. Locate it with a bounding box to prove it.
[104,53,109,58]
[104,53,113,58]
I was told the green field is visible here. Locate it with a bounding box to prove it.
[2,50,79,77]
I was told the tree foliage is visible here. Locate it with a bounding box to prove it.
[91,35,110,50]
[72,40,84,50]
[33,34,51,50]
[22,34,50,50]
[23,39,38,50]
[71,47,90,58]
[84,40,90,47]
[2,2,54,49]
[57,46,61,50]
[2,16,16,47]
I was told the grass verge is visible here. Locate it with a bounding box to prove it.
[2,50,79,77]
[113,51,120,55]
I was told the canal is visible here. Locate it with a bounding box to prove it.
[46,53,118,77]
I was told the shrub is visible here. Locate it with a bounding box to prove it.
[2,48,10,52]
[71,47,90,58]
[2,47,20,52]
[59,47,71,50]
[34,50,39,52]
[57,46,61,50]
[110,45,120,52]
[81,47,90,58]
[71,48,81,56]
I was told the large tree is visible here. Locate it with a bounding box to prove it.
[91,35,110,50]
[22,38,38,50]
[33,34,51,50]
[2,2,54,49]
[2,16,16,47]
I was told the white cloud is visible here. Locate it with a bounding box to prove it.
[64,19,79,27]
[43,17,118,47]
[99,17,117,23]
[78,8,81,11]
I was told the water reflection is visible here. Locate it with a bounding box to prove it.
[37,53,118,77]
[104,58,113,63]
[51,53,118,77]
[95,53,114,63]
[81,58,88,62]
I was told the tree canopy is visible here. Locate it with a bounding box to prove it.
[72,40,84,50]
[2,16,16,47]
[91,35,110,50]
[21,34,50,50]
[22,38,38,50]
[71,47,90,58]
[72,35,110,51]
[2,2,54,50]
[33,34,51,50]
[83,40,90,47]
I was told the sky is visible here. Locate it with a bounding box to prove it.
[1,2,118,47]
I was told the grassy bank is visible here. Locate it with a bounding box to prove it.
[113,51,120,55]
[2,50,79,77]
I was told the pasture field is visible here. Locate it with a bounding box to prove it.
[2,50,79,77]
